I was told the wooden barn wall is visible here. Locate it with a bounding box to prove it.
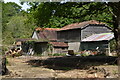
[68,42,81,52]
[53,47,68,54]
[34,42,48,55]
[81,25,112,40]
[57,29,81,42]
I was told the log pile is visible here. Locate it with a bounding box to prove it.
[5,47,22,57]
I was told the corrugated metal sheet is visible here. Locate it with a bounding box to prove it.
[82,33,114,42]
[59,20,105,31]
[49,42,68,47]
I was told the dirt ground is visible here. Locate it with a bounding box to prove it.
[2,55,119,78]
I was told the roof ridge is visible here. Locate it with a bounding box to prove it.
[35,27,60,31]
[60,20,105,31]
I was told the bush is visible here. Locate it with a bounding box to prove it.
[2,46,8,55]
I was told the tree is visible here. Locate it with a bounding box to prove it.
[2,15,36,44]
[2,2,22,31]
[28,2,113,28]
[106,2,120,55]
[2,2,36,45]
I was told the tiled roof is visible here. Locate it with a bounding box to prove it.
[49,42,68,47]
[82,33,114,42]
[35,28,60,41]
[59,20,105,31]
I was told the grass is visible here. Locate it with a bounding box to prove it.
[6,58,9,64]
[33,53,43,56]
[48,53,66,56]
[112,70,118,75]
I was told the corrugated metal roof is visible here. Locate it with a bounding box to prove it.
[82,33,114,42]
[49,42,68,47]
[59,20,105,31]
[35,28,60,41]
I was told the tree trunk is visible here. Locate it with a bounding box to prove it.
[112,2,120,56]
[117,16,120,55]
[117,14,120,79]
[0,56,8,75]
[116,3,120,56]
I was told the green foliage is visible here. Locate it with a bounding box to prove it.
[110,39,117,52]
[3,15,35,44]
[2,2,21,45]
[6,58,9,64]
[2,2,36,45]
[2,31,15,45]
[2,2,22,31]
[28,2,113,28]
[2,46,8,52]
[80,53,89,57]
[44,17,75,28]
[25,40,35,46]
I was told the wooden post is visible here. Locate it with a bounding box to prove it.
[108,42,111,56]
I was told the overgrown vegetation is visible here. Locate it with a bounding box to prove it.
[110,39,117,52]
[2,2,36,45]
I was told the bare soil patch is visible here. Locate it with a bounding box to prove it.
[2,55,118,78]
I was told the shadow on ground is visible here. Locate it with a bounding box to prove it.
[26,56,118,71]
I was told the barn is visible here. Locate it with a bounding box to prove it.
[57,20,114,55]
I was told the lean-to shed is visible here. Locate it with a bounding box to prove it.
[32,28,68,55]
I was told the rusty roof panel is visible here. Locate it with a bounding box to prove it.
[82,33,114,42]
[35,28,60,31]
[49,42,68,47]
[59,20,105,31]
[35,28,60,41]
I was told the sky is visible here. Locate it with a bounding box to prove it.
[4,0,30,11]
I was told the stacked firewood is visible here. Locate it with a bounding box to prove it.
[5,47,22,57]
